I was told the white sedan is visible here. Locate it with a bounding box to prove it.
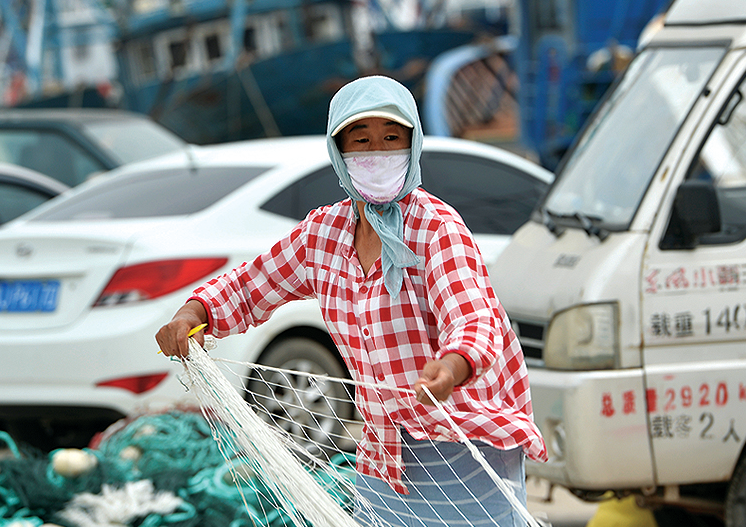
[0,163,69,225]
[0,136,552,450]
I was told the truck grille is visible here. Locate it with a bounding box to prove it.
[512,319,545,362]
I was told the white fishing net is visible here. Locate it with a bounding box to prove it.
[179,336,547,527]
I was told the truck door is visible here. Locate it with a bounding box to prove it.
[642,63,746,486]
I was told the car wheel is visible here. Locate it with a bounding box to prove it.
[246,337,356,458]
[726,455,746,527]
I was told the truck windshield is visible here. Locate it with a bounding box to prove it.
[542,46,725,231]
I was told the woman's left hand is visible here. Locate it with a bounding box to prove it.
[414,353,471,405]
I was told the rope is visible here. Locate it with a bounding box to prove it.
[0,432,21,460]
[420,386,542,527]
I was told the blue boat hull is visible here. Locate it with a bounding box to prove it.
[124,29,475,144]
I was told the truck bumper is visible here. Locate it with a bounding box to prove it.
[526,368,655,490]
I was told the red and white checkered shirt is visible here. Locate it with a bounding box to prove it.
[192,188,547,493]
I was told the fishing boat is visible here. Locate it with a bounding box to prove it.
[113,0,494,144]
[2,0,502,145]
[0,0,119,109]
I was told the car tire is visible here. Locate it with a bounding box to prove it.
[726,455,746,527]
[246,336,356,458]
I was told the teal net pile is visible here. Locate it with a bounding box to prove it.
[93,410,226,492]
[0,409,357,527]
[0,429,127,527]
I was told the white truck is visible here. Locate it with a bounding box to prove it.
[491,1,746,524]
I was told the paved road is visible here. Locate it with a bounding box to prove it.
[526,478,599,527]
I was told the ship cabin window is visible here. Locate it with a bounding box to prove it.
[129,40,157,83]
[205,34,221,61]
[243,25,258,59]
[260,12,292,56]
[275,12,294,51]
[72,30,90,61]
[243,12,293,60]
[169,40,188,69]
[195,20,230,69]
[155,28,197,78]
[303,3,344,43]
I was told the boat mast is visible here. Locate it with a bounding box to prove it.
[0,0,117,106]
[351,0,377,72]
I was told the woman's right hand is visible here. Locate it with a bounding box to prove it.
[155,299,208,358]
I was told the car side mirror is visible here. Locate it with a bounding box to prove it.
[662,180,721,249]
[675,179,721,235]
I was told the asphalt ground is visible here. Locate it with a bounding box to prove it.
[526,477,599,527]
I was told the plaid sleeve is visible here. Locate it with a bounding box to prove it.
[424,218,501,384]
[192,217,316,338]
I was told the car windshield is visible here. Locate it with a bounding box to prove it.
[541,46,725,230]
[80,119,187,165]
[31,165,270,220]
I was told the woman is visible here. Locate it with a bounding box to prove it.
[156,75,546,527]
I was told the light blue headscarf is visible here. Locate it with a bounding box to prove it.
[327,76,423,299]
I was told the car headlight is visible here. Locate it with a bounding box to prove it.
[544,302,619,370]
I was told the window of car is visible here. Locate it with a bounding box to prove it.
[0,179,57,225]
[32,165,270,221]
[260,164,346,219]
[0,130,106,187]
[260,151,548,235]
[420,152,549,235]
[79,119,186,165]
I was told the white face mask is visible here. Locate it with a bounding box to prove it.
[342,149,410,205]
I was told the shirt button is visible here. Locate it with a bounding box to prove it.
[360,285,369,294]
[362,328,370,336]
[377,374,385,382]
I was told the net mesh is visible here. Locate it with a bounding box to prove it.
[180,336,546,527]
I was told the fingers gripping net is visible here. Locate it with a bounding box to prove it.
[180,337,545,527]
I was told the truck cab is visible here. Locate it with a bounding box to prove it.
[491,0,746,522]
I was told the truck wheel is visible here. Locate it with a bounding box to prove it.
[726,455,746,527]
[245,336,355,458]
[654,506,723,527]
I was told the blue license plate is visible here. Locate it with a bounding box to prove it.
[0,280,60,312]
